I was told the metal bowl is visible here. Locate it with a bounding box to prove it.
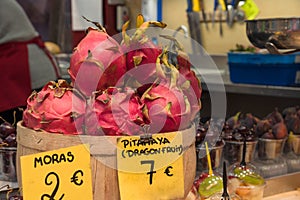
[246,17,300,49]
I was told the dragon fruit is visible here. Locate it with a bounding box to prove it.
[159,35,202,120]
[84,87,147,136]
[23,80,86,135]
[69,18,127,96]
[121,14,167,85]
[22,15,202,137]
[140,78,192,133]
[139,55,192,133]
[177,58,202,120]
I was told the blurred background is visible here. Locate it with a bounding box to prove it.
[16,0,300,54]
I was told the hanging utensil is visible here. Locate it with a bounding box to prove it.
[233,0,240,9]
[224,0,230,26]
[218,0,226,36]
[187,0,193,12]
[186,0,203,53]
[199,0,209,30]
[228,0,236,27]
[218,7,223,36]
[212,0,219,28]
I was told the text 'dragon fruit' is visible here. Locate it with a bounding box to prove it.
[69,18,126,96]
[84,87,147,136]
[23,80,86,135]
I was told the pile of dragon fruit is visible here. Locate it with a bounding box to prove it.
[22,15,202,136]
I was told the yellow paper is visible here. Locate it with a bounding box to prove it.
[21,144,93,200]
[241,0,260,20]
[117,132,185,200]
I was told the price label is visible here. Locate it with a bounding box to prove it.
[117,132,184,200]
[20,144,93,200]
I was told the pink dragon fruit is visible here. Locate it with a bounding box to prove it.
[121,14,166,85]
[159,36,202,120]
[84,87,147,136]
[140,75,192,133]
[176,52,202,120]
[23,80,86,135]
[69,19,127,96]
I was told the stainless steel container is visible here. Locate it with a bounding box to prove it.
[0,147,17,182]
[246,17,300,49]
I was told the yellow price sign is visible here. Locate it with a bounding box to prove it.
[117,132,184,200]
[20,144,93,200]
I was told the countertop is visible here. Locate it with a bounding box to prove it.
[196,54,300,99]
[264,190,300,200]
[202,73,300,98]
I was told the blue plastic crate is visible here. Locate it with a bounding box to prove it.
[228,52,300,86]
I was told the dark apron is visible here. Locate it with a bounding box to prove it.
[0,36,59,112]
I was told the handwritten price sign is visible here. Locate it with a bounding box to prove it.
[20,144,93,200]
[117,132,185,200]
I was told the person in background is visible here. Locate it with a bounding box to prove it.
[0,0,60,125]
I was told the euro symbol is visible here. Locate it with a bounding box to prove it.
[70,170,84,186]
[164,166,173,176]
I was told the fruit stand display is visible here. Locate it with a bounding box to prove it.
[10,15,202,200]
[1,12,300,200]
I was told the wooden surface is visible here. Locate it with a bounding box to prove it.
[264,189,300,200]
[264,172,300,197]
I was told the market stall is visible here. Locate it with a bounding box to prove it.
[1,0,300,199]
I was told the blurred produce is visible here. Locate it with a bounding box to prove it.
[228,136,265,200]
[256,108,288,139]
[229,44,256,53]
[0,115,17,182]
[228,164,265,200]
[44,41,61,54]
[0,115,17,148]
[196,142,223,199]
[283,106,300,135]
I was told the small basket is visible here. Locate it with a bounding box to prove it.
[288,134,300,155]
[196,140,225,172]
[0,147,17,182]
[223,140,257,165]
[257,138,287,160]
